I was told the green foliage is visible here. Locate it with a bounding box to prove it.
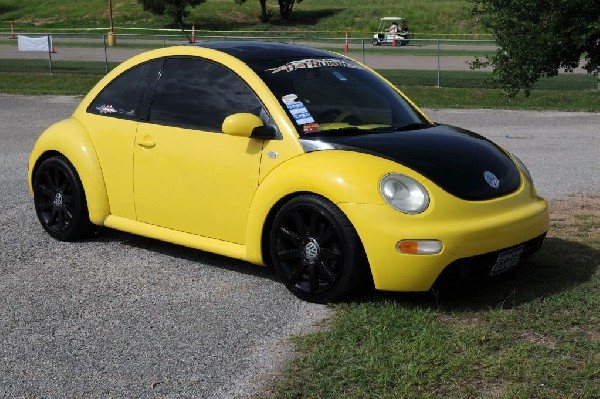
[469,0,600,96]
[137,0,206,26]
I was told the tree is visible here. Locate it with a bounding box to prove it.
[137,0,206,27]
[470,0,600,96]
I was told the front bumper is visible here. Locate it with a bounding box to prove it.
[433,233,546,287]
[339,189,549,292]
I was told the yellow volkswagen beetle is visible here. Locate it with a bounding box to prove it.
[28,41,549,303]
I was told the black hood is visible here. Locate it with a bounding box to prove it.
[300,124,521,200]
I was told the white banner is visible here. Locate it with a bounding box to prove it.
[17,35,52,52]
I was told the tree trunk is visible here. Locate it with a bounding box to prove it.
[278,0,295,20]
[259,0,270,23]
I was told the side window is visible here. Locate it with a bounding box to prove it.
[88,60,159,120]
[148,57,263,131]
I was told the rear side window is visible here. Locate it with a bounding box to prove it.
[87,60,159,120]
[147,57,263,132]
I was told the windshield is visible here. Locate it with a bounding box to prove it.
[251,57,430,136]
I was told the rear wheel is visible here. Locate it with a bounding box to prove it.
[270,195,369,303]
[371,38,380,46]
[33,155,94,241]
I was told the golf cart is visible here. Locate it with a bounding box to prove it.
[372,17,411,46]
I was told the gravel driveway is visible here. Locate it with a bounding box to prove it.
[0,95,329,398]
[0,94,598,398]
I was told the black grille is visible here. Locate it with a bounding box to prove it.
[433,233,546,287]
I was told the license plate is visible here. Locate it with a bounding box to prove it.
[490,246,524,276]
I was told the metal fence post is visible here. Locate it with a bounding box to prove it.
[103,34,109,74]
[436,39,441,88]
[47,35,53,74]
[362,39,365,64]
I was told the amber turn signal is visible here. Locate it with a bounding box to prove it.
[397,240,443,255]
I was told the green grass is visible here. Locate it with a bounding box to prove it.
[0,59,598,111]
[1,0,478,36]
[0,59,115,95]
[381,68,600,90]
[0,72,99,95]
[267,196,600,398]
[404,86,600,112]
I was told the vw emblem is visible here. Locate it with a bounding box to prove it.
[303,239,320,263]
[484,171,500,189]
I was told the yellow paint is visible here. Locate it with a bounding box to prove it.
[28,45,549,292]
[222,113,264,137]
[28,118,110,225]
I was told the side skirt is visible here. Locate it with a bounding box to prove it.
[103,215,259,264]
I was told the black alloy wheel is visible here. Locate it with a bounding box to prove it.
[270,195,369,303]
[33,155,94,241]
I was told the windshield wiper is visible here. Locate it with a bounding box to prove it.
[369,122,433,132]
[390,122,433,131]
[311,127,367,136]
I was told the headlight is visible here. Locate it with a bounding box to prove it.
[511,153,533,183]
[380,173,429,214]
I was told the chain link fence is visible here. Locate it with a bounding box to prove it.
[0,32,598,91]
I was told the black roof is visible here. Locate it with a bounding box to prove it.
[192,41,339,64]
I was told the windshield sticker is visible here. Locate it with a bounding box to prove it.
[282,94,315,125]
[96,104,117,114]
[302,123,320,133]
[332,71,348,81]
[267,58,361,74]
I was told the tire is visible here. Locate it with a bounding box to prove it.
[269,195,370,303]
[33,155,94,241]
[371,38,380,46]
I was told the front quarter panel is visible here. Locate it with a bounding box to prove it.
[28,118,109,225]
[244,150,404,263]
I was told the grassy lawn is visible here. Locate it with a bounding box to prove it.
[400,86,600,112]
[266,195,600,398]
[0,0,482,37]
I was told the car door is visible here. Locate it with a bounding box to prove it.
[133,56,266,244]
[83,60,161,219]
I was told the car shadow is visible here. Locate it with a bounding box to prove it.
[85,229,598,308]
[354,237,599,312]
[90,227,279,282]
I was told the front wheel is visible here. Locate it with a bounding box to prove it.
[33,155,94,241]
[371,38,380,46]
[270,195,370,303]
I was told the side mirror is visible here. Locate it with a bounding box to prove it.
[222,113,265,137]
[250,125,277,139]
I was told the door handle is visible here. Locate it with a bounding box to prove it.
[137,139,156,148]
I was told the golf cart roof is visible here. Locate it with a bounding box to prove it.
[380,17,405,21]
